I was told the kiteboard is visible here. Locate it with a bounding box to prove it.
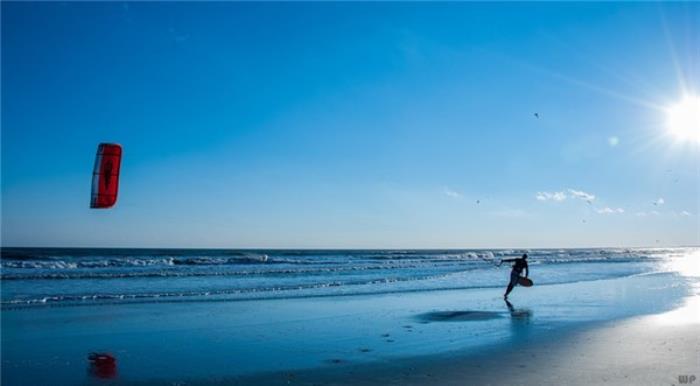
[518,277,533,287]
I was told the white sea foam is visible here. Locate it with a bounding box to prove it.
[1,248,692,307]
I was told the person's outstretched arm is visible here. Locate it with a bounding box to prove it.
[501,258,516,263]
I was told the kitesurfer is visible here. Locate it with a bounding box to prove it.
[502,253,528,299]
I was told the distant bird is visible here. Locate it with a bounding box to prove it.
[534,113,540,119]
[476,200,480,205]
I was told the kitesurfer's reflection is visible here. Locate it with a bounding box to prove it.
[87,352,117,380]
[87,361,117,379]
[504,299,532,337]
[504,299,532,320]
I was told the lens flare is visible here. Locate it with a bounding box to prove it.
[666,94,700,144]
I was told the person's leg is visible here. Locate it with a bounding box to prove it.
[504,283,514,298]
[504,272,518,298]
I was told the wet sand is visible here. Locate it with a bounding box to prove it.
[2,272,699,385]
[224,308,700,386]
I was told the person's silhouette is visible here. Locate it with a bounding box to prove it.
[502,253,528,299]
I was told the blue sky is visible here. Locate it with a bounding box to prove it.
[2,2,698,248]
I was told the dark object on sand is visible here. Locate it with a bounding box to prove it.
[88,352,117,379]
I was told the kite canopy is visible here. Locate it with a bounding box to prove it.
[90,143,122,209]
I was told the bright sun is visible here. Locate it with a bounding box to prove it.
[666,94,700,144]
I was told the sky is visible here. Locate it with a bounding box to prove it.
[1,2,699,249]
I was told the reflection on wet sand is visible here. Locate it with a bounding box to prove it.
[504,299,533,321]
[417,310,503,322]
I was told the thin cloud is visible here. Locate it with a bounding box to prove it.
[608,136,619,147]
[536,191,566,202]
[443,187,463,199]
[568,189,595,202]
[639,210,692,217]
[636,211,659,217]
[596,207,624,214]
[536,188,596,204]
[653,197,665,206]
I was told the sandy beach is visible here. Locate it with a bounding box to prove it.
[228,301,700,386]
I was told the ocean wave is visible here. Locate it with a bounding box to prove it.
[1,247,692,308]
[0,262,443,280]
[1,269,663,307]
[529,256,650,264]
[173,254,269,265]
[0,273,451,306]
[0,254,278,269]
[0,249,663,271]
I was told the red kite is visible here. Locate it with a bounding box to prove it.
[90,143,122,209]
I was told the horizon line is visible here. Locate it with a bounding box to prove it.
[1,244,698,251]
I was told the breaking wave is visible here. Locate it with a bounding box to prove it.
[1,247,692,307]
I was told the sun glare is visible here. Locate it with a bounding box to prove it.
[666,95,700,144]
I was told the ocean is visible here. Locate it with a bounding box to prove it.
[1,247,693,307]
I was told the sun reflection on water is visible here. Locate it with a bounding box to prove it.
[652,249,700,325]
[663,249,700,278]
